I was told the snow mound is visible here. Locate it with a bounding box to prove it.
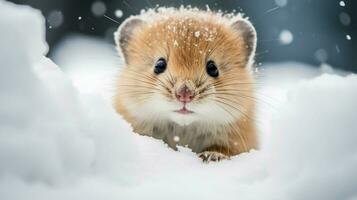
[0,0,137,186]
[1,1,357,199]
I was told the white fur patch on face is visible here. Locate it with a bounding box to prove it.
[125,93,173,123]
[125,90,241,127]
[188,100,239,124]
[168,111,198,126]
[139,93,200,126]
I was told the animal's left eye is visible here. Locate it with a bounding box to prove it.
[154,58,167,74]
[206,60,219,78]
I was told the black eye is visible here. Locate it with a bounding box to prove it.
[206,60,219,78]
[154,58,167,74]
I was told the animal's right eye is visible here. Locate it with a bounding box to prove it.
[154,58,167,74]
[206,60,219,78]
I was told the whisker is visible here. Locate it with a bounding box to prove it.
[259,38,280,43]
[118,84,161,90]
[212,98,259,124]
[123,67,170,88]
[118,91,156,96]
[263,6,280,15]
[214,91,280,105]
[227,123,248,152]
[215,93,275,108]
[255,50,270,58]
[122,0,136,13]
[213,82,264,88]
[124,77,169,91]
[103,14,120,24]
[118,76,163,87]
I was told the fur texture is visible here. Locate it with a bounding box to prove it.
[113,8,258,162]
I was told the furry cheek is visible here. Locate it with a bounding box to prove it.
[124,93,176,122]
[188,100,239,124]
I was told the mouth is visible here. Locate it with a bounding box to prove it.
[174,104,194,115]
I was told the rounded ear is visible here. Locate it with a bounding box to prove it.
[230,18,257,64]
[115,17,145,63]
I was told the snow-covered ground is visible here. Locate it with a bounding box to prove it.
[1,1,357,199]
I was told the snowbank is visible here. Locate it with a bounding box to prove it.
[1,1,357,199]
[0,0,137,186]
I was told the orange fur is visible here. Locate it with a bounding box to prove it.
[113,8,258,162]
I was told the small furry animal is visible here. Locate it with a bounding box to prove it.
[113,8,258,162]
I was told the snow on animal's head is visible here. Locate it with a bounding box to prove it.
[115,7,257,126]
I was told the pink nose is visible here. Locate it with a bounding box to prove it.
[176,86,194,103]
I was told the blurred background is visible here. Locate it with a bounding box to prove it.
[8,0,356,71]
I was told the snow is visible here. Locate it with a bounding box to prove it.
[346,34,352,40]
[173,40,179,47]
[279,29,294,45]
[314,48,328,63]
[47,10,64,28]
[173,136,180,142]
[339,12,351,26]
[275,0,288,7]
[91,1,106,17]
[114,9,123,18]
[339,1,346,7]
[51,34,119,101]
[1,1,357,200]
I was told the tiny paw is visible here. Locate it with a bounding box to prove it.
[198,151,229,163]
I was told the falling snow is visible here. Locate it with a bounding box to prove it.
[275,0,288,7]
[173,40,179,47]
[78,16,82,20]
[47,10,64,28]
[339,12,351,26]
[336,45,341,53]
[91,1,106,17]
[346,34,352,40]
[115,9,123,18]
[194,31,200,38]
[339,1,346,7]
[279,29,294,45]
[315,48,328,63]
[173,136,180,142]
